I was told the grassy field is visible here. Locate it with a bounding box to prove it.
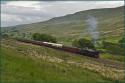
[1,39,124,82]
[100,53,124,62]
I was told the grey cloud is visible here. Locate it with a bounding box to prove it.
[1,1,124,27]
[1,5,54,17]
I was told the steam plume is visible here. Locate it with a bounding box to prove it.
[86,15,99,44]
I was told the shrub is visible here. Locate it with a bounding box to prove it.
[2,33,9,38]
[119,38,125,48]
[102,41,124,55]
[32,33,57,43]
[72,38,95,49]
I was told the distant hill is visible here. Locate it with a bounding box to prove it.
[2,6,124,45]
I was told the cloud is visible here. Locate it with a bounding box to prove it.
[1,1,124,27]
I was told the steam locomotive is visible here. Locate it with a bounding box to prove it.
[16,39,99,58]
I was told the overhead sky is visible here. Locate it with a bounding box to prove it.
[1,1,124,27]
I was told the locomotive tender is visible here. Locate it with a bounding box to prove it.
[16,39,99,58]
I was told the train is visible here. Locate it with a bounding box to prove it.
[16,39,99,58]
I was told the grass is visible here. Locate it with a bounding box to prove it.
[1,44,109,82]
[1,39,124,82]
[1,6,124,82]
[100,53,124,62]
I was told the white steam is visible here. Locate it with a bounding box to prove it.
[86,15,99,44]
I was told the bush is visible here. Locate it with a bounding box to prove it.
[32,33,57,43]
[119,38,125,48]
[72,38,95,49]
[2,33,9,38]
[102,41,124,55]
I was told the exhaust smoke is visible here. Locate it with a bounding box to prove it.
[86,15,99,44]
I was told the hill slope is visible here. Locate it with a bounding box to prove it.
[2,6,124,45]
[1,39,124,82]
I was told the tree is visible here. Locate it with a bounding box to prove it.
[32,33,57,43]
[72,38,95,49]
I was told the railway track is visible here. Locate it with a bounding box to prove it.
[16,39,124,70]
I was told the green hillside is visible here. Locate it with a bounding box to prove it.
[1,39,124,82]
[2,6,124,45]
[1,6,124,82]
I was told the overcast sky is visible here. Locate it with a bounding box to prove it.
[1,1,124,27]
